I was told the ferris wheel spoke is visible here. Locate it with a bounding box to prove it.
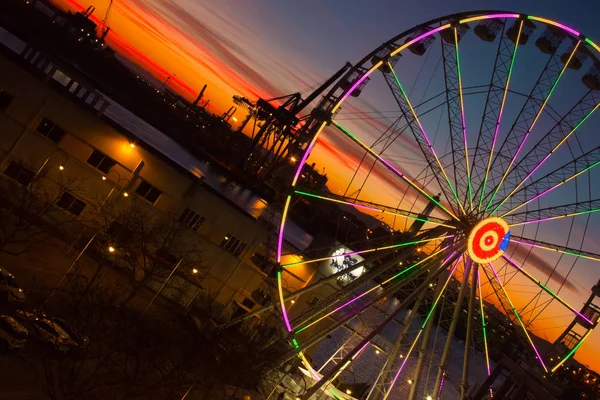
[300,249,462,400]
[384,253,464,399]
[510,235,600,262]
[506,198,600,226]
[476,268,493,381]
[379,61,465,216]
[489,96,600,215]
[293,245,450,334]
[482,262,549,372]
[471,20,523,211]
[501,254,593,324]
[494,145,600,216]
[293,189,456,228]
[283,234,452,269]
[441,26,473,211]
[481,40,582,214]
[330,119,461,221]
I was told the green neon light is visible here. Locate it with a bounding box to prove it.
[282,235,450,268]
[292,338,299,349]
[500,159,600,217]
[478,271,492,376]
[484,41,582,215]
[293,246,450,334]
[294,190,454,228]
[477,20,522,212]
[550,330,593,373]
[387,63,464,215]
[454,27,474,211]
[331,120,460,221]
[509,207,600,226]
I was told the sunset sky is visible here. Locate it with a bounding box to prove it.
[50,0,600,371]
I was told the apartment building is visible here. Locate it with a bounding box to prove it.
[0,43,272,317]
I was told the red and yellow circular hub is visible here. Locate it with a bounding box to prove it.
[467,217,510,264]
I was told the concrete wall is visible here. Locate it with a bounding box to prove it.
[0,52,270,316]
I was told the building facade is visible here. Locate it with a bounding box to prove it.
[0,43,272,317]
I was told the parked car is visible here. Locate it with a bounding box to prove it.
[0,268,25,304]
[16,311,77,353]
[51,317,89,349]
[0,314,28,352]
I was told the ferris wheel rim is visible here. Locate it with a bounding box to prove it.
[274,11,600,400]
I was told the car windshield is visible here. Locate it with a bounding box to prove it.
[37,319,58,336]
[1,318,27,339]
[5,274,19,288]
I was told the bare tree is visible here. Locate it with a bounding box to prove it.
[0,156,85,256]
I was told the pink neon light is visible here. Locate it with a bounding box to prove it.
[487,262,548,371]
[530,16,580,37]
[485,13,521,19]
[387,252,459,391]
[277,196,292,263]
[502,254,593,324]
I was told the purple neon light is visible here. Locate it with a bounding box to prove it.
[529,16,580,37]
[334,24,451,112]
[502,254,593,324]
[487,262,548,371]
[386,252,459,393]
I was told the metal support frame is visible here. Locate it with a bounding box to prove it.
[496,144,600,216]
[460,263,479,399]
[470,19,517,206]
[480,40,573,213]
[380,61,462,216]
[433,258,472,399]
[441,26,471,210]
[300,249,463,399]
[368,285,428,400]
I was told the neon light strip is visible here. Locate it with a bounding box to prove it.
[331,120,460,221]
[294,245,451,334]
[277,270,292,332]
[501,158,600,217]
[294,190,455,228]
[282,235,453,267]
[509,207,600,226]
[385,253,462,398]
[586,37,600,53]
[510,238,600,263]
[493,101,600,216]
[487,263,548,372]
[331,23,452,116]
[459,14,520,24]
[453,27,473,211]
[477,269,492,377]
[292,121,327,187]
[550,330,593,373]
[277,195,292,263]
[528,16,580,37]
[387,63,465,215]
[502,255,593,324]
[478,20,523,212]
[484,41,582,214]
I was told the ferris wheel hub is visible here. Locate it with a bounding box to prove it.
[467,217,510,264]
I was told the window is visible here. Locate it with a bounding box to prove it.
[36,117,65,143]
[56,192,86,216]
[220,234,247,258]
[135,179,162,204]
[107,221,133,246]
[0,90,14,110]
[155,248,179,266]
[87,150,116,174]
[4,161,35,186]
[179,208,205,231]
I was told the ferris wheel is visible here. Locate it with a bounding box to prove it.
[275,11,600,400]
